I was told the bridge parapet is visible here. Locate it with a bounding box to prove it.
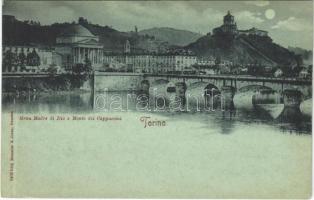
[93,72,312,97]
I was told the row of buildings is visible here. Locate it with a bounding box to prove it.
[3,24,230,74]
[3,46,62,68]
[3,24,202,73]
[103,52,197,73]
[2,11,270,74]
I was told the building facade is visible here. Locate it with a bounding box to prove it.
[238,27,268,37]
[2,46,62,72]
[103,52,197,73]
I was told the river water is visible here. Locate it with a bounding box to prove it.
[2,91,311,134]
[1,91,312,198]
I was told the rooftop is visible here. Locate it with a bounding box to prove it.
[59,24,95,37]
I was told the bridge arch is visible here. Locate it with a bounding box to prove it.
[185,81,220,109]
[204,82,219,97]
[148,79,177,104]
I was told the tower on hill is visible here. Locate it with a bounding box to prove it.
[213,11,238,35]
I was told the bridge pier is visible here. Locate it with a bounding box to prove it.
[221,86,235,109]
[140,80,150,93]
[283,89,302,108]
[175,82,187,98]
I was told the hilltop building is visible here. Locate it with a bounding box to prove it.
[213,11,268,37]
[238,27,268,37]
[213,11,238,35]
[55,24,103,69]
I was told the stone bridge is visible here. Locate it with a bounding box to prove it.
[93,72,312,98]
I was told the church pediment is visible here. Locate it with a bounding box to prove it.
[76,38,99,45]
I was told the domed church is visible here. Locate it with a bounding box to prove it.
[212,11,268,37]
[213,11,238,35]
[55,24,103,69]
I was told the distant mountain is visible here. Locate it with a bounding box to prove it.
[288,46,313,66]
[185,33,299,67]
[139,27,203,46]
[2,16,171,53]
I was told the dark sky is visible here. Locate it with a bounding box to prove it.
[3,1,313,49]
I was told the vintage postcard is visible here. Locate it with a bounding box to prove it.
[1,0,313,198]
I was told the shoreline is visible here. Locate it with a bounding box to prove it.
[2,89,91,96]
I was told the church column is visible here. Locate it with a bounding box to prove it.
[84,48,86,62]
[72,48,75,63]
[78,47,81,63]
[74,48,77,63]
[95,49,97,64]
[84,48,90,60]
[99,50,102,64]
[91,48,94,64]
[90,48,92,63]
[99,49,101,63]
[81,48,83,63]
[73,48,76,63]
[77,48,79,63]
[89,48,91,63]
[93,49,97,63]
[82,47,84,63]
[96,49,98,64]
[94,49,96,64]
[89,48,92,63]
[90,49,93,64]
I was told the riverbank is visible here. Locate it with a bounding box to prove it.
[2,88,91,96]
[2,74,92,93]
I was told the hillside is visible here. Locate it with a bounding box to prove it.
[288,46,313,66]
[185,33,298,67]
[139,27,202,46]
[2,16,170,53]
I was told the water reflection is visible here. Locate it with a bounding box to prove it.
[2,91,311,134]
[2,92,93,113]
[276,107,312,134]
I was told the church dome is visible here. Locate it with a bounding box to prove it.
[60,24,95,37]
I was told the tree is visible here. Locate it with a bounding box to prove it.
[308,65,312,75]
[214,56,221,66]
[295,54,303,67]
[26,48,32,65]
[83,53,92,74]
[30,48,40,66]
[47,64,58,75]
[70,54,92,89]
[18,49,27,72]
[11,48,19,72]
[78,17,88,26]
[3,49,13,72]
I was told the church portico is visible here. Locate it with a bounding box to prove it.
[55,24,104,69]
[72,46,103,65]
